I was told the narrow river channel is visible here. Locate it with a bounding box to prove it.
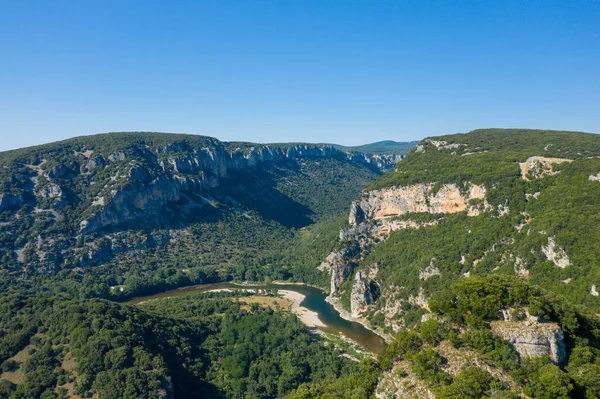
[126,282,388,357]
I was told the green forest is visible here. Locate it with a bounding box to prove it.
[0,291,358,399]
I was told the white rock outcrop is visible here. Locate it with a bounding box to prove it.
[349,183,486,225]
[350,271,378,317]
[519,156,572,181]
[542,236,571,268]
[426,139,466,150]
[589,173,600,181]
[491,320,566,365]
[38,183,64,199]
[419,259,441,280]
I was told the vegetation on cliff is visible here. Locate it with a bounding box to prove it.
[0,132,412,299]
[330,129,600,336]
[4,128,600,398]
[292,275,600,399]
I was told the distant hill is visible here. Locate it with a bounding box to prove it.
[334,140,418,155]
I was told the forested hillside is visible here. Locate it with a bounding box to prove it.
[320,129,600,334]
[0,291,358,399]
[0,133,412,299]
[290,275,600,399]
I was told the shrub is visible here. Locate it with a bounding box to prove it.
[524,363,573,399]
[0,359,18,373]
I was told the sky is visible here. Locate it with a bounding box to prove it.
[0,1,599,151]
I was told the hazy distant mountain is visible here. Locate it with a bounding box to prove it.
[334,140,419,155]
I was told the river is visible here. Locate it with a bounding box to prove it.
[126,282,388,357]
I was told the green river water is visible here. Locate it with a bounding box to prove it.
[126,282,388,357]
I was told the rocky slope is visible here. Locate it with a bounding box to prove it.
[0,132,411,297]
[317,129,600,340]
[292,129,600,399]
[76,143,401,234]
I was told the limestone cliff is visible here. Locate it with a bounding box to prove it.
[490,320,566,364]
[518,156,572,181]
[349,183,486,225]
[0,132,410,280]
[350,269,379,317]
[78,144,402,234]
[324,182,486,321]
[321,135,599,335]
[541,236,571,268]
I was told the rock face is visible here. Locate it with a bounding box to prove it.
[541,236,571,268]
[419,259,441,280]
[38,183,64,199]
[321,180,490,333]
[77,144,401,234]
[490,320,566,364]
[320,217,439,295]
[325,182,485,305]
[518,156,572,181]
[0,133,410,277]
[349,183,486,225]
[350,271,379,317]
[321,244,360,294]
[80,176,183,234]
[163,144,400,178]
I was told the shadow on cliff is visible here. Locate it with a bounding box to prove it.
[92,160,315,234]
[214,161,315,229]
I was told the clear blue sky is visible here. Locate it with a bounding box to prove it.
[1,1,599,151]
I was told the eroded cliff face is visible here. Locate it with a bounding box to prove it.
[80,175,183,234]
[349,183,486,225]
[491,320,566,364]
[76,144,401,234]
[350,267,380,317]
[541,236,571,269]
[322,217,439,295]
[0,134,408,278]
[519,156,572,181]
[324,182,486,323]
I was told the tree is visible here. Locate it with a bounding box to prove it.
[0,359,18,373]
[525,363,573,399]
[0,380,16,399]
[437,366,493,398]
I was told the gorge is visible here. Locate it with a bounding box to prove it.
[3,129,600,399]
